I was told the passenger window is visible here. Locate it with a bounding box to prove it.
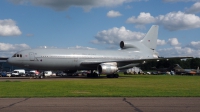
[20,54,22,57]
[17,54,19,57]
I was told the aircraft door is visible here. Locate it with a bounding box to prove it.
[74,58,79,68]
[29,52,35,61]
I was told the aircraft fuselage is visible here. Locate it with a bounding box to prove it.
[7,48,155,71]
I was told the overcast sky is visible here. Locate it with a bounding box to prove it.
[1,0,200,57]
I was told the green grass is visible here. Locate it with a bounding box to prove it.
[0,75,200,97]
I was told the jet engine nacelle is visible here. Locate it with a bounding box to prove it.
[120,41,137,49]
[97,64,118,74]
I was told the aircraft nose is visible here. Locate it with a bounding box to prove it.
[7,58,12,64]
[7,58,15,65]
[7,57,24,67]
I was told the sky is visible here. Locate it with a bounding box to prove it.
[0,0,200,58]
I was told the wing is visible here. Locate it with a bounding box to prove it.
[80,57,193,70]
[0,57,8,62]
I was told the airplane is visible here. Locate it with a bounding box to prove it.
[7,25,192,78]
[152,64,199,75]
[172,64,199,75]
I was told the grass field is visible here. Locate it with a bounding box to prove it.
[0,75,200,97]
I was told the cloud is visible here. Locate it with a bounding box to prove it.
[156,11,200,31]
[152,37,200,57]
[157,45,200,57]
[186,41,200,50]
[0,43,30,51]
[39,46,57,49]
[157,38,200,57]
[126,11,200,31]
[168,38,180,46]
[157,39,166,45]
[92,26,145,45]
[157,37,181,47]
[0,43,30,57]
[126,12,156,25]
[107,10,122,18]
[157,38,181,47]
[163,0,200,2]
[9,0,133,11]
[157,46,198,57]
[185,2,200,13]
[0,19,22,36]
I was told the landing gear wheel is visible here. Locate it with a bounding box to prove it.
[107,74,113,78]
[87,73,91,78]
[107,74,119,78]
[114,74,119,78]
[94,73,98,78]
[87,73,99,78]
[39,75,44,79]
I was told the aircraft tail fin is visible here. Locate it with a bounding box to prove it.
[173,64,184,70]
[141,25,159,50]
[197,67,199,73]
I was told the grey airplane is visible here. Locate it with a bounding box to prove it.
[172,64,199,75]
[7,25,191,78]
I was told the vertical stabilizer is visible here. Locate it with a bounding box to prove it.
[197,67,199,73]
[174,64,183,70]
[141,25,159,50]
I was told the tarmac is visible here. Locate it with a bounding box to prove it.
[0,97,200,112]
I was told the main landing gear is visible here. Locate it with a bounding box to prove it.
[106,74,119,78]
[87,70,119,78]
[87,70,99,78]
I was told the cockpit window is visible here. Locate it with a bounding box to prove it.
[12,54,16,57]
[12,54,22,58]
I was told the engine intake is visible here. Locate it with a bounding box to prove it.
[97,64,118,74]
[120,41,137,49]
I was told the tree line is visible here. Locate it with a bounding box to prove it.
[140,58,200,71]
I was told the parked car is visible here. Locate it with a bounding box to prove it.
[56,71,67,76]
[151,71,158,75]
[0,72,7,77]
[73,71,88,76]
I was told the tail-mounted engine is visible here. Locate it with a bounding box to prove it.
[120,41,138,49]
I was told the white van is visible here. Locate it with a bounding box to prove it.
[44,71,53,77]
[11,69,25,76]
